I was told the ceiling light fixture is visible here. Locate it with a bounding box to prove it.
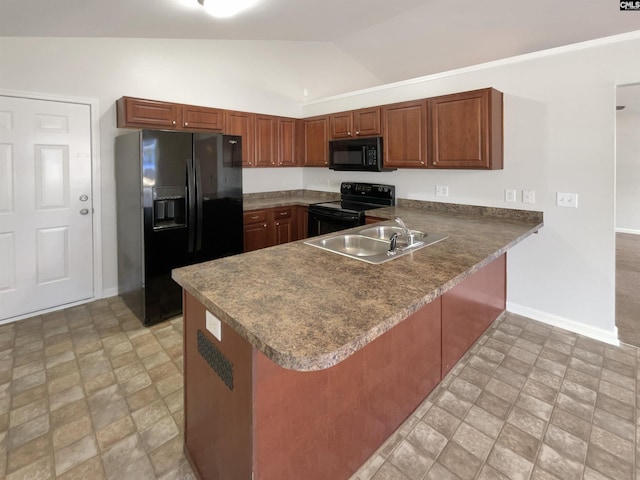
[197,0,259,18]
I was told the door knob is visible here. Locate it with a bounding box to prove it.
[80,209,89,215]
[79,195,88,202]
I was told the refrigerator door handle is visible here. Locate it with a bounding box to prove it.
[195,157,204,252]
[187,158,196,253]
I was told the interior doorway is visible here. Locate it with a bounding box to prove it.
[615,84,640,347]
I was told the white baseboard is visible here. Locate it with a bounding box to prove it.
[101,287,119,299]
[506,302,619,346]
[616,228,640,235]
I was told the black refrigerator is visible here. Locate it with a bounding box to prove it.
[115,130,243,325]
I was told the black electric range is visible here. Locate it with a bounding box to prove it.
[308,182,396,237]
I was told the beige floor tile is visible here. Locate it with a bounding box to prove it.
[8,413,50,450]
[148,434,184,475]
[131,399,170,432]
[53,434,98,476]
[388,439,434,480]
[7,433,51,473]
[101,433,146,477]
[127,385,161,412]
[140,415,179,453]
[56,456,105,480]
[96,415,135,451]
[52,415,92,451]
[6,455,54,480]
[496,423,539,463]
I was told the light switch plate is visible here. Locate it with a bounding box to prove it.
[557,192,578,208]
[206,310,222,341]
[505,189,517,203]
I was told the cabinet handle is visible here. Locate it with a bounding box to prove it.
[432,162,437,166]
[356,130,360,135]
[251,215,259,219]
[347,131,351,136]
[185,122,189,127]
[276,222,280,226]
[263,224,267,228]
[279,212,287,216]
[172,120,176,125]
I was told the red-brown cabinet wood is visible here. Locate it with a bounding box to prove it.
[429,88,503,170]
[382,100,428,168]
[441,254,506,376]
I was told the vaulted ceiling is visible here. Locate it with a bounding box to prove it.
[3,0,640,85]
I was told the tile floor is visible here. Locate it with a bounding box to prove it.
[1,297,639,479]
[0,296,194,480]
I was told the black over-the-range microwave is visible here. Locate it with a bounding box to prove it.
[328,136,395,172]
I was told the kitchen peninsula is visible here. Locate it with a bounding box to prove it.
[172,199,543,480]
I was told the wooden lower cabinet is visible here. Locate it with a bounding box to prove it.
[183,291,441,480]
[182,254,507,479]
[243,209,270,252]
[243,206,306,252]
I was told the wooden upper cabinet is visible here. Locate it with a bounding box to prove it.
[181,104,224,131]
[354,107,381,137]
[429,88,503,170]
[382,100,428,168]
[302,116,329,167]
[117,97,180,129]
[224,110,255,167]
[117,97,223,131]
[254,115,277,167]
[277,117,297,167]
[329,107,381,139]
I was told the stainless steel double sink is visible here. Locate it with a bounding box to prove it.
[304,224,448,264]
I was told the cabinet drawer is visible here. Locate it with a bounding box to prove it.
[273,207,292,219]
[244,210,269,225]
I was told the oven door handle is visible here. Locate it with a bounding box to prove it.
[308,209,361,222]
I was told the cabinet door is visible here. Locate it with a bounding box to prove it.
[243,210,271,252]
[429,88,503,170]
[182,105,224,131]
[303,116,329,167]
[382,100,428,168]
[225,111,255,167]
[117,97,180,129]
[329,112,354,139]
[277,117,297,166]
[243,223,270,252]
[295,206,308,241]
[273,218,293,245]
[354,107,381,137]
[255,115,277,167]
[273,207,293,245]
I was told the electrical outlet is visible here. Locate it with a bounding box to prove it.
[436,185,449,197]
[522,190,536,204]
[505,189,517,203]
[557,192,578,208]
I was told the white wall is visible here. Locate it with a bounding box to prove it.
[0,37,379,296]
[616,110,640,233]
[302,33,640,342]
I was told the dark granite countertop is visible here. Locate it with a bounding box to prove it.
[242,189,339,211]
[173,198,543,372]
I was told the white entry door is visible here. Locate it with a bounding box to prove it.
[0,96,94,321]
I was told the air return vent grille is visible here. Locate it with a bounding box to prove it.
[197,329,234,390]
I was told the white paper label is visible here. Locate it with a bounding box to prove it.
[205,310,222,341]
